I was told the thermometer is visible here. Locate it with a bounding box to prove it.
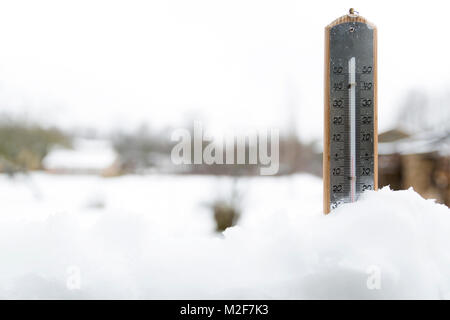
[323,9,378,213]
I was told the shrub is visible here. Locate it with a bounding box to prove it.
[0,119,71,173]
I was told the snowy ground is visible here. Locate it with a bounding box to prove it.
[0,173,449,299]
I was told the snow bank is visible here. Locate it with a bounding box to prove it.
[0,174,449,299]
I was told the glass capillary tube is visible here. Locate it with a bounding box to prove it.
[349,57,356,202]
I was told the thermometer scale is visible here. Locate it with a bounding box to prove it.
[323,9,378,213]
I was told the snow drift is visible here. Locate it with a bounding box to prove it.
[0,174,449,299]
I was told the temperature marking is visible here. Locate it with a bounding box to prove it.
[348,57,356,202]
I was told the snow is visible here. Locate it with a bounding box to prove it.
[42,138,117,171]
[0,173,449,299]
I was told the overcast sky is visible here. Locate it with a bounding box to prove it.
[0,0,449,141]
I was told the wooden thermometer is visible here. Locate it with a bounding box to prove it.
[323,9,378,214]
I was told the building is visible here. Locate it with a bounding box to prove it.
[43,138,119,175]
[378,129,450,206]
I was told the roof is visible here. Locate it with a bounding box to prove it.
[43,138,117,171]
[379,130,450,157]
[378,129,410,143]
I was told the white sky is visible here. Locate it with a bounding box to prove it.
[0,0,449,141]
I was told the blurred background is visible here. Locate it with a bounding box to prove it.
[0,0,448,233]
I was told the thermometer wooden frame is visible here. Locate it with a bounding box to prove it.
[323,13,378,214]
